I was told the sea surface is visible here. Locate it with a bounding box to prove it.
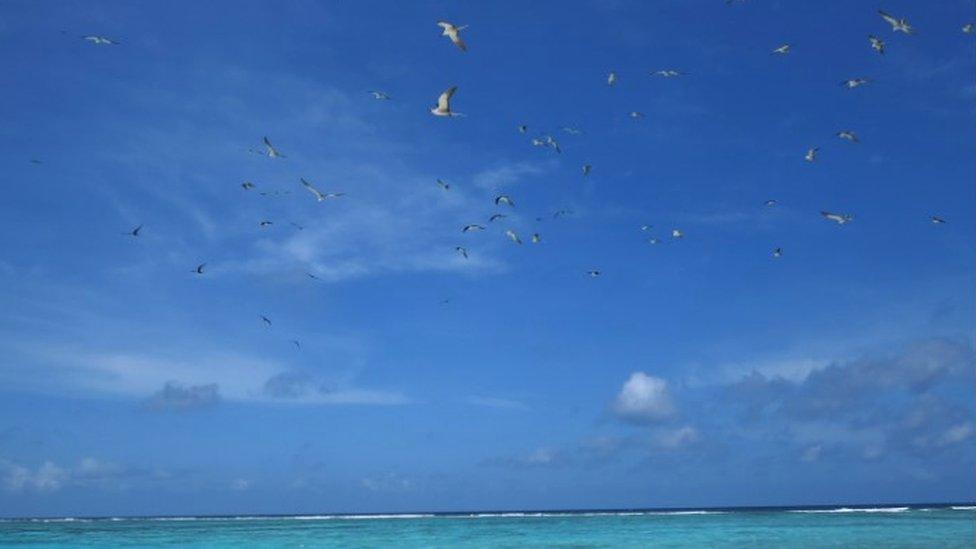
[0,504,973,547]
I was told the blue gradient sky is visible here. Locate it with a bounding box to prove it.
[0,0,974,517]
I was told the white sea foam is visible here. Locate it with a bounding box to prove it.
[790,507,909,514]
[950,506,976,511]
[645,510,726,516]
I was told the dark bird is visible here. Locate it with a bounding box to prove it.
[462,224,486,233]
[241,182,255,190]
[126,225,142,237]
[260,315,272,326]
[260,220,273,227]
[495,195,515,207]
[436,178,451,191]
[192,263,206,274]
[489,214,507,222]
[455,246,468,258]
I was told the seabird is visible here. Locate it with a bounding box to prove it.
[764,199,778,207]
[552,209,572,218]
[930,216,946,224]
[290,222,305,231]
[868,35,886,54]
[83,35,118,45]
[582,164,592,176]
[841,78,869,89]
[640,224,652,232]
[772,44,791,54]
[586,270,602,277]
[192,263,206,274]
[489,214,507,222]
[805,147,819,162]
[772,248,783,258]
[431,86,462,117]
[127,224,142,237]
[878,10,914,34]
[260,315,272,326]
[495,195,515,207]
[505,229,522,244]
[241,182,255,190]
[437,21,468,51]
[531,233,541,243]
[647,238,660,245]
[629,111,645,119]
[563,127,583,135]
[964,24,975,34]
[300,178,343,201]
[368,90,391,100]
[837,130,859,143]
[653,69,683,77]
[436,178,451,191]
[462,224,485,232]
[607,72,617,86]
[821,211,854,224]
[672,229,684,239]
[291,340,301,349]
[262,136,284,158]
[518,125,528,134]
[260,220,273,227]
[305,272,321,280]
[455,246,469,258]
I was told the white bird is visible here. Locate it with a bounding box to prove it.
[300,178,344,201]
[462,224,485,233]
[531,233,541,243]
[805,147,819,162]
[764,199,778,207]
[841,78,869,89]
[640,224,652,232]
[672,229,683,239]
[629,111,645,119]
[495,195,515,207]
[653,69,683,77]
[772,44,791,54]
[263,136,285,158]
[878,10,914,34]
[647,238,660,245]
[436,178,451,191]
[563,127,583,135]
[431,86,462,117]
[868,35,886,54]
[368,90,391,100]
[437,21,468,51]
[930,216,946,224]
[455,246,469,258]
[83,35,118,45]
[582,164,592,176]
[772,248,783,258]
[837,130,859,143]
[821,211,854,225]
[964,24,975,34]
[607,72,617,86]
[505,229,522,244]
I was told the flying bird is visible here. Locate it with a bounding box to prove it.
[495,195,515,207]
[764,199,778,207]
[83,35,118,45]
[531,233,541,243]
[964,24,974,34]
[552,209,572,218]
[462,224,485,233]
[300,178,343,201]
[505,229,522,244]
[431,86,462,117]
[582,164,592,176]
[290,222,305,231]
[436,178,451,191]
[489,214,507,222]
[868,35,885,54]
[640,224,653,232]
[772,44,791,54]
[260,315,272,326]
[586,270,602,277]
[305,272,321,280]
[653,69,683,77]
[878,10,914,34]
[837,130,859,143]
[607,72,617,86]
[821,211,854,225]
[518,125,528,134]
[805,147,819,162]
[647,238,660,245]
[192,263,206,275]
[455,246,469,258]
[930,216,946,224]
[437,21,468,51]
[260,220,273,227]
[261,136,285,158]
[291,340,301,349]
[629,111,645,119]
[563,127,583,135]
[368,90,391,100]
[841,78,869,89]
[672,229,684,239]
[126,225,142,237]
[241,182,255,190]
[772,248,783,258]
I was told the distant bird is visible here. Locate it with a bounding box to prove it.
[431,86,462,117]
[368,90,391,100]
[930,216,946,224]
[653,69,683,77]
[821,211,854,225]
[837,130,859,143]
[868,35,886,54]
[629,111,645,119]
[437,21,468,51]
[260,220,273,227]
[290,222,305,231]
[772,44,791,54]
[671,229,683,239]
[260,315,272,326]
[552,209,572,218]
[126,224,142,237]
[841,78,869,89]
[300,178,343,201]
[192,263,206,275]
[640,224,652,232]
[563,127,583,135]
[505,229,522,244]
[764,199,778,207]
[531,135,561,153]
[805,147,819,162]
[964,24,975,34]
[241,182,255,190]
[772,248,783,258]
[531,233,541,243]
[455,246,469,258]
[305,272,321,280]
[29,159,42,165]
[83,35,118,45]
[291,340,301,349]
[518,124,528,134]
[436,178,451,191]
[647,238,660,245]
[607,71,617,86]
[586,270,602,277]
[495,195,515,207]
[462,224,485,233]
[878,10,914,34]
[489,214,507,222]
[262,136,284,158]
[582,164,592,176]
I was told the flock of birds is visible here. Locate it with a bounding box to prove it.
[78,8,969,346]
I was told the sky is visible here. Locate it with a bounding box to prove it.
[0,0,974,518]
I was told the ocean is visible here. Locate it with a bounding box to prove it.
[1,505,973,547]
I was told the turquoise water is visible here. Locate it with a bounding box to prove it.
[1,506,973,547]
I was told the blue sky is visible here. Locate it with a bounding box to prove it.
[0,0,974,517]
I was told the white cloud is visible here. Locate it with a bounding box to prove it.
[801,445,823,463]
[1,460,68,493]
[653,426,699,449]
[361,472,413,492]
[613,372,675,423]
[937,423,974,447]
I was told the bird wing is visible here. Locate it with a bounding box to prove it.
[451,34,467,51]
[437,21,454,30]
[437,86,457,111]
[878,11,898,26]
